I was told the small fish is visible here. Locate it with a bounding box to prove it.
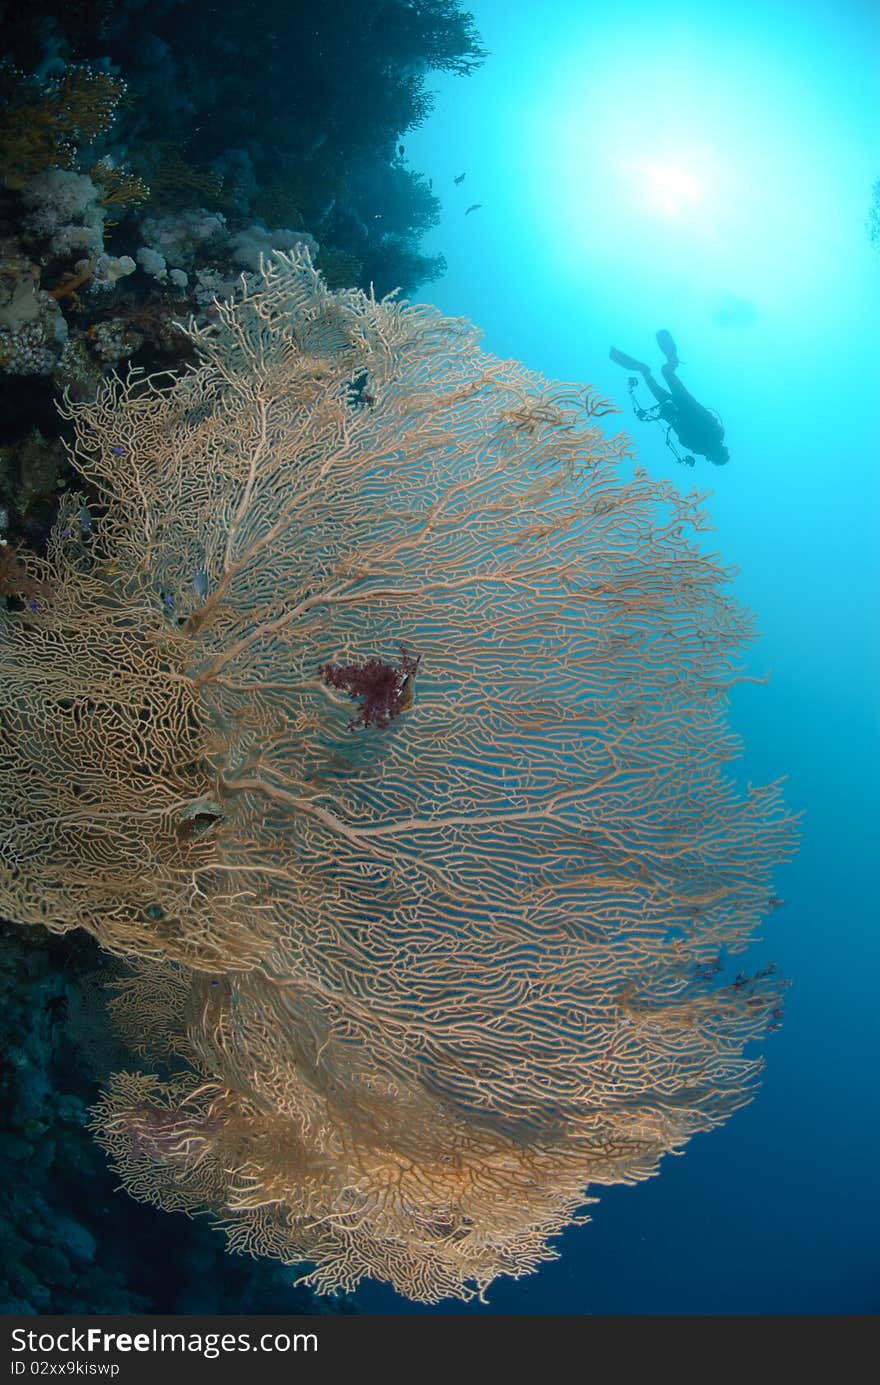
[398,143,405,156]
[428,178,433,189]
[110,445,124,457]
[454,172,466,184]
[464,203,482,216]
[78,505,93,536]
[193,566,209,598]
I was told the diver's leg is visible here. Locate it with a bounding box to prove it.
[661,361,697,407]
[610,348,672,407]
[641,369,671,408]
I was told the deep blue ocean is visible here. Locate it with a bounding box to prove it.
[359,0,880,1314]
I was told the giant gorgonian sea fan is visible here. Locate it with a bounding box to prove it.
[0,250,797,1302]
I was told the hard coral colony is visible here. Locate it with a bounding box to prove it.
[0,250,796,1303]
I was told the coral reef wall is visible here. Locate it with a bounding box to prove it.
[0,0,485,558]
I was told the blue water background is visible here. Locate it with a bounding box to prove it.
[358,0,880,1314]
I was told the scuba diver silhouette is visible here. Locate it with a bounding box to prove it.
[609,330,729,468]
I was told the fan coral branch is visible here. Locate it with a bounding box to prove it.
[1,248,798,1302]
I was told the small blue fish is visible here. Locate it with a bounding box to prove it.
[78,505,93,536]
[193,566,209,598]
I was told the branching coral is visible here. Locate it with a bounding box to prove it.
[1,248,798,1301]
[89,157,150,213]
[0,63,127,189]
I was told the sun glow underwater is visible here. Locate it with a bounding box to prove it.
[641,159,705,215]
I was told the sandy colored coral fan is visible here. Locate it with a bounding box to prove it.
[0,249,797,1301]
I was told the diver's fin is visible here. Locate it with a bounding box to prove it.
[610,347,649,372]
[655,329,679,367]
